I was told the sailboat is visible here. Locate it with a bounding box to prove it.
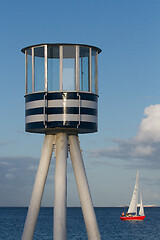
[120,170,145,221]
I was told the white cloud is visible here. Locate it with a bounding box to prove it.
[0,156,39,206]
[131,145,154,157]
[0,161,9,166]
[28,165,38,171]
[6,173,14,179]
[135,104,160,143]
[88,104,160,169]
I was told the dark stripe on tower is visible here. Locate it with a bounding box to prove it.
[25,107,97,116]
[25,108,44,116]
[26,122,97,133]
[25,92,98,102]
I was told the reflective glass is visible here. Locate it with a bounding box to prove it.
[80,47,89,92]
[26,49,32,93]
[91,49,96,93]
[48,46,59,91]
[63,46,76,91]
[34,47,44,92]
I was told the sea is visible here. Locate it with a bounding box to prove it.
[0,207,159,240]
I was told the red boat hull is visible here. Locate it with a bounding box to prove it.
[120,215,145,221]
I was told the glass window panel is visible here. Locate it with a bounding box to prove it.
[48,46,59,91]
[80,47,89,92]
[91,49,96,93]
[34,47,44,92]
[63,46,76,91]
[26,49,32,93]
[79,57,82,91]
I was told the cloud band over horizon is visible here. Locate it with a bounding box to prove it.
[89,104,160,169]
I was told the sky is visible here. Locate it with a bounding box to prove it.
[1,0,160,207]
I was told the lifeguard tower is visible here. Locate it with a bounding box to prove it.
[21,43,102,240]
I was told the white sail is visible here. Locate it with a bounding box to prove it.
[128,170,139,215]
[139,192,145,216]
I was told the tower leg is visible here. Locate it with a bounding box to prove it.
[53,133,68,240]
[69,135,101,240]
[21,135,54,240]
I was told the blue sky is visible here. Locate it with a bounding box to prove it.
[1,0,160,207]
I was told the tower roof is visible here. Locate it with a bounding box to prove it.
[21,43,102,54]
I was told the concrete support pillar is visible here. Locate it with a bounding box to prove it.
[69,135,101,240]
[53,133,68,240]
[21,135,54,240]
